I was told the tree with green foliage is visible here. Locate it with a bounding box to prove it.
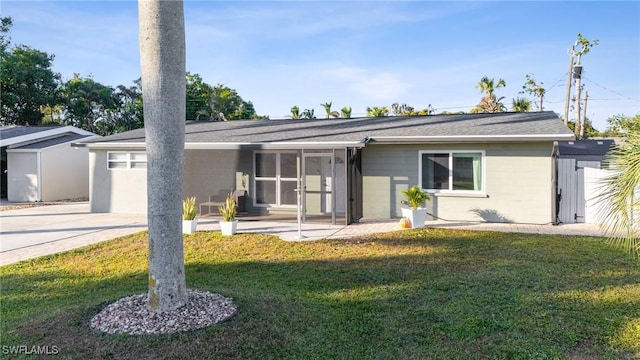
[301,108,315,119]
[520,74,545,111]
[138,0,187,312]
[0,16,12,53]
[321,102,339,119]
[113,79,144,132]
[59,74,118,134]
[391,103,413,116]
[0,17,61,126]
[186,75,259,121]
[566,118,602,138]
[391,102,435,116]
[597,129,640,257]
[340,106,352,119]
[186,72,213,120]
[210,83,257,120]
[511,97,532,112]
[367,106,389,117]
[290,106,300,119]
[471,77,507,114]
[604,114,640,137]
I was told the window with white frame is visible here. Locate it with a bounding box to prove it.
[419,151,484,192]
[254,152,298,206]
[107,152,147,170]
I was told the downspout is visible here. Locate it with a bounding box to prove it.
[551,142,559,225]
[36,150,42,202]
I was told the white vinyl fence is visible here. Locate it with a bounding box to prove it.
[557,159,601,224]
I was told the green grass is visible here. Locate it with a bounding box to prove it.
[1,228,640,359]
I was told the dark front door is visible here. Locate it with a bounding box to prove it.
[347,148,363,223]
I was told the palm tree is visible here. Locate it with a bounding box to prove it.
[340,106,352,119]
[290,105,300,119]
[321,102,339,119]
[301,108,315,119]
[511,97,532,112]
[366,106,389,117]
[476,76,505,97]
[597,129,640,257]
[138,0,187,312]
[471,76,507,113]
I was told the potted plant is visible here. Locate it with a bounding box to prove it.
[218,193,238,236]
[400,185,430,228]
[182,196,198,234]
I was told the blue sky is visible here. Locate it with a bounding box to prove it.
[3,1,639,130]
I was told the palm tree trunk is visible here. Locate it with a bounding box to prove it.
[138,0,187,312]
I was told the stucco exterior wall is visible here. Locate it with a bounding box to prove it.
[184,149,253,215]
[7,152,38,202]
[40,144,90,201]
[89,150,148,213]
[90,148,254,215]
[362,142,555,224]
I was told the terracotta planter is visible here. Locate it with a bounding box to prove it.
[182,219,198,234]
[219,220,238,236]
[401,208,427,228]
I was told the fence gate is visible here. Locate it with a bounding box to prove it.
[557,159,601,224]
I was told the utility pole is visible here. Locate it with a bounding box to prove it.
[563,45,575,126]
[564,34,598,131]
[538,92,544,112]
[573,52,583,138]
[580,91,588,139]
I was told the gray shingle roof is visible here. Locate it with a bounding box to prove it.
[85,111,574,146]
[557,139,615,156]
[0,126,63,140]
[10,133,92,150]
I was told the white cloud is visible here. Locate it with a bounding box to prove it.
[322,64,409,101]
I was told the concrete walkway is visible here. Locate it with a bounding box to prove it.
[0,202,608,266]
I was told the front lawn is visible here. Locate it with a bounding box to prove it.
[1,228,639,359]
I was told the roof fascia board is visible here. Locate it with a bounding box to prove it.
[370,134,576,143]
[1,126,96,148]
[84,141,365,150]
[186,142,365,150]
[8,135,99,152]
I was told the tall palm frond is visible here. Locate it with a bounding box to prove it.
[476,76,506,97]
[596,130,640,257]
[290,105,300,119]
[320,102,338,119]
[340,106,352,119]
[511,97,532,112]
[366,106,389,117]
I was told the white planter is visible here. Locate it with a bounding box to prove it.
[219,220,238,236]
[182,219,198,234]
[401,208,427,228]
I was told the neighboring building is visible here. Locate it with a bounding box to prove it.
[555,139,615,224]
[1,126,99,202]
[77,111,574,225]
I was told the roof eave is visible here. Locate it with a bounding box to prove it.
[370,134,576,143]
[82,141,366,150]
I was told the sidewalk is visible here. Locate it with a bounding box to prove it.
[0,202,608,266]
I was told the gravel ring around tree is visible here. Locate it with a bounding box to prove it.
[90,289,237,335]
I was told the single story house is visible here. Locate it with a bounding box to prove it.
[555,139,615,224]
[1,125,99,202]
[77,111,575,225]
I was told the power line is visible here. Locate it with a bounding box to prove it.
[583,77,640,102]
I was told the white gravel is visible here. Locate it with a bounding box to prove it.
[90,289,237,335]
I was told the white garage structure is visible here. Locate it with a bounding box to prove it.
[1,126,98,202]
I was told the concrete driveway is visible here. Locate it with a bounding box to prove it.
[0,202,148,266]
